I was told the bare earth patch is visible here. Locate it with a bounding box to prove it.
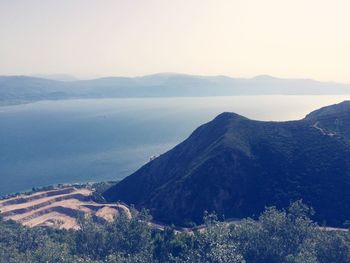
[0,187,130,229]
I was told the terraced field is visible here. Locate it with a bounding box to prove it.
[0,187,130,229]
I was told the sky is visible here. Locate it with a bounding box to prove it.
[0,0,349,82]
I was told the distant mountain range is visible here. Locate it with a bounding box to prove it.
[104,101,350,227]
[1,73,350,105]
[31,74,79,82]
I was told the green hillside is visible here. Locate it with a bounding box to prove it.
[104,101,350,226]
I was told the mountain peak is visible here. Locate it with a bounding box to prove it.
[214,112,247,121]
[104,102,350,227]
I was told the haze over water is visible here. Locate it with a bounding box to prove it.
[0,95,349,195]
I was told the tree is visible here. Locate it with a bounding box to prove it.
[232,201,318,263]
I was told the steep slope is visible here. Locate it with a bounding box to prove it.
[104,101,350,226]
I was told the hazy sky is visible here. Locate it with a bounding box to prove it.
[0,0,349,82]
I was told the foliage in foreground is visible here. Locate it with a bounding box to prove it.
[0,201,350,263]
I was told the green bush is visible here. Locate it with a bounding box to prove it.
[0,201,349,262]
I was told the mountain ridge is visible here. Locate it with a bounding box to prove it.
[104,101,350,227]
[2,73,350,105]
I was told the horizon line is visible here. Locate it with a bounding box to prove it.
[0,72,349,85]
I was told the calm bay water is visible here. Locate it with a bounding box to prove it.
[0,95,349,195]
